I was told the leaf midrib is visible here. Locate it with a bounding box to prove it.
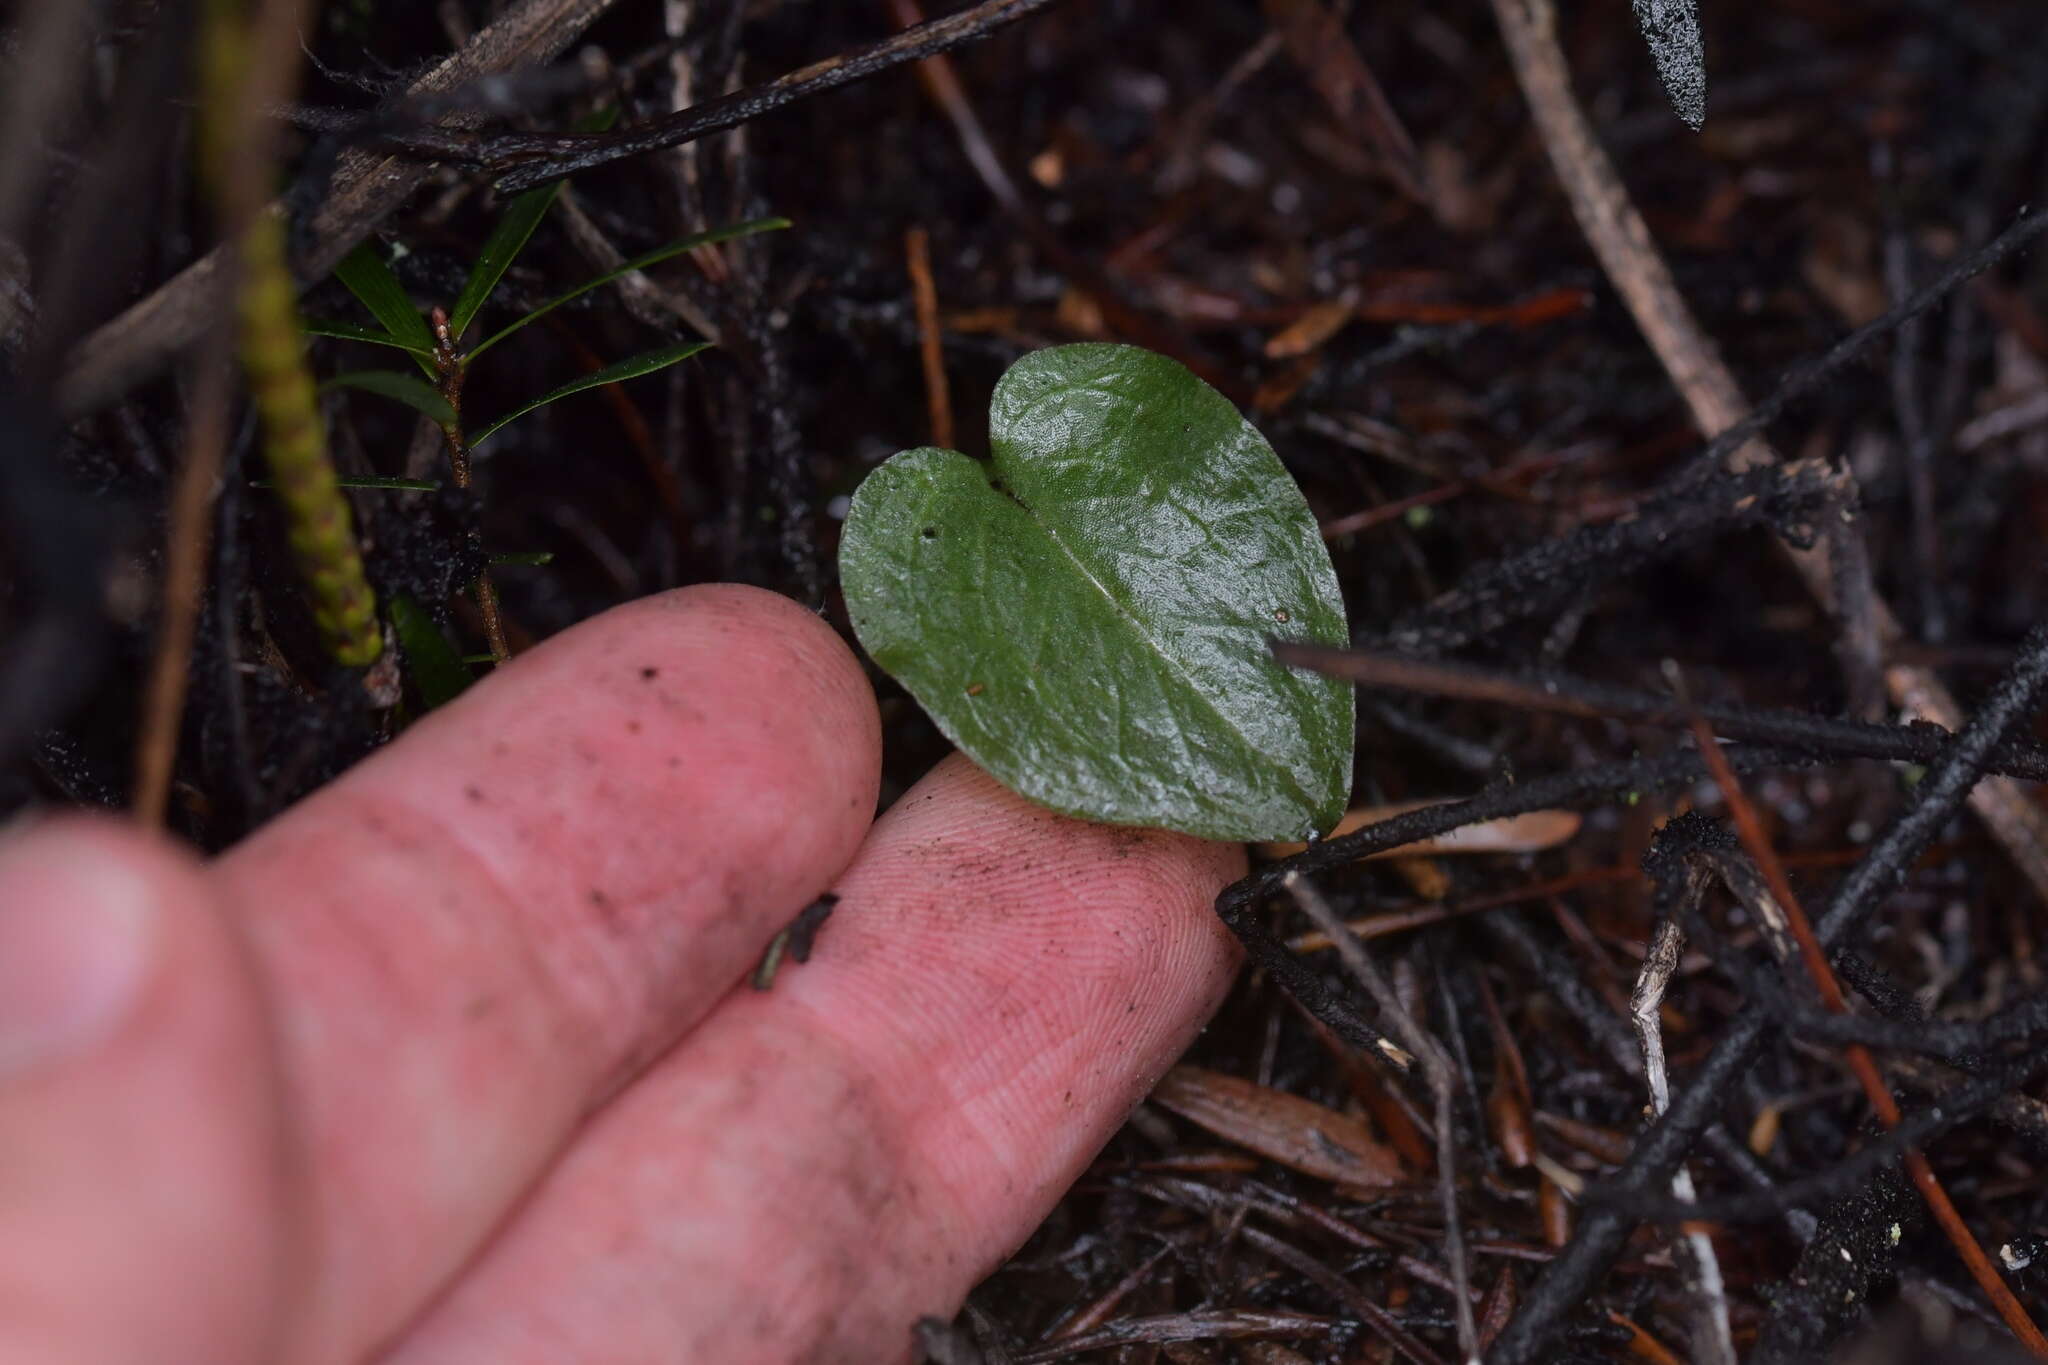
[992,441,1320,820]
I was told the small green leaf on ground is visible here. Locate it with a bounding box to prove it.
[470,340,713,447]
[389,592,473,710]
[840,342,1353,842]
[334,243,439,377]
[324,370,457,427]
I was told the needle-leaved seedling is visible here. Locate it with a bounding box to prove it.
[841,343,1353,842]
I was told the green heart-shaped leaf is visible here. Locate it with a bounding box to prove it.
[841,343,1353,841]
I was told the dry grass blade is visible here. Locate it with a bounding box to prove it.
[132,359,232,826]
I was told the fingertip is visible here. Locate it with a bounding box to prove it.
[819,755,1245,1151]
[600,583,881,767]
[0,811,214,903]
[413,582,881,838]
[225,581,885,1060]
[0,816,234,1089]
[789,756,1250,1298]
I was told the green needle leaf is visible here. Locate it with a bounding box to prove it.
[840,343,1354,842]
[448,179,567,344]
[252,475,441,491]
[302,319,437,357]
[469,340,712,447]
[323,370,457,428]
[463,217,789,363]
[334,243,439,378]
[388,592,474,710]
[336,475,440,491]
[448,105,621,345]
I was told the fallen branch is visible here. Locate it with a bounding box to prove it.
[469,0,1067,193]
[1674,670,2048,1352]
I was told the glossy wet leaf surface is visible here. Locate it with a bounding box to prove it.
[840,343,1351,842]
[323,369,457,427]
[447,176,566,344]
[333,242,439,378]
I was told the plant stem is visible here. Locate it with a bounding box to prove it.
[431,307,510,663]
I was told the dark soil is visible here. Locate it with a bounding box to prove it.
[6,1,2048,1361]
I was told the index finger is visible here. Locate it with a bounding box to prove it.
[214,584,880,1363]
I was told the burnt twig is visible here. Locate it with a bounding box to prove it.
[1229,745,1807,912]
[464,0,1068,193]
[1489,626,2048,1363]
[1269,643,2048,781]
[1378,461,1835,655]
[1673,663,2048,1351]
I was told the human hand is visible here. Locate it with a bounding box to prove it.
[0,585,1244,1364]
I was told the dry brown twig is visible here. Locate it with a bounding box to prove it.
[1260,0,1430,209]
[132,354,233,827]
[1483,0,2048,909]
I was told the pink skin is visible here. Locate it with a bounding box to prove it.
[0,584,1244,1364]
